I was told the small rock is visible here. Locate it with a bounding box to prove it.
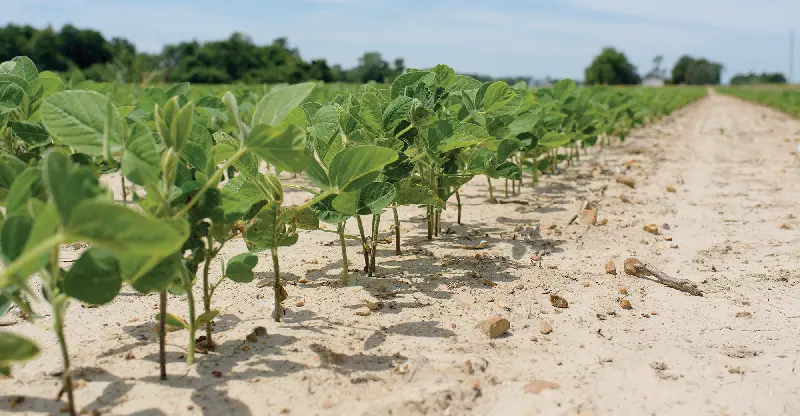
[245,333,258,342]
[780,223,792,230]
[298,277,309,284]
[615,174,635,188]
[482,279,497,287]
[735,311,752,318]
[666,185,677,193]
[605,260,617,275]
[620,194,632,203]
[662,223,671,230]
[665,236,673,241]
[475,316,510,338]
[539,320,553,334]
[618,287,628,295]
[580,209,597,226]
[295,301,305,307]
[581,281,591,287]
[275,285,288,303]
[619,299,632,310]
[463,360,474,374]
[549,294,569,308]
[253,326,268,337]
[670,244,679,249]
[643,224,659,234]
[524,379,560,394]
[598,218,608,226]
[624,258,643,276]
[355,307,372,316]
[363,300,380,310]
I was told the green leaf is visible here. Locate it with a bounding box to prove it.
[252,82,316,127]
[466,148,496,173]
[63,248,122,305]
[122,252,183,293]
[10,56,39,85]
[497,138,521,161]
[42,151,103,224]
[552,79,576,100]
[538,132,571,148]
[11,121,50,148]
[493,161,522,180]
[447,75,482,93]
[245,123,310,173]
[0,81,24,114]
[0,215,33,262]
[166,82,190,98]
[155,312,188,330]
[391,71,429,99]
[481,82,523,116]
[311,195,350,225]
[182,123,212,172]
[41,90,125,156]
[332,181,397,216]
[244,203,298,251]
[438,123,491,152]
[195,309,220,327]
[225,252,258,283]
[0,332,39,367]
[66,200,189,255]
[170,100,194,152]
[382,96,415,132]
[305,157,331,190]
[123,120,160,186]
[5,167,44,216]
[0,155,26,204]
[308,104,339,144]
[13,205,60,280]
[329,146,398,192]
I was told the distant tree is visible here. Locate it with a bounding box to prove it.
[584,47,641,85]
[645,55,665,78]
[671,55,723,85]
[730,72,787,85]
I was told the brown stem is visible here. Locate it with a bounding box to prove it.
[159,290,167,380]
[392,208,401,256]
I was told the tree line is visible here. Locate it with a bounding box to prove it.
[0,24,789,86]
[584,47,788,86]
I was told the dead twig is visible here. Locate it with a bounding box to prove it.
[624,258,703,296]
[567,200,588,225]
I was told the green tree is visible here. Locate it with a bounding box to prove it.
[671,55,723,85]
[584,47,641,85]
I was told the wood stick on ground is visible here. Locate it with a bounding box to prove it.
[567,200,588,225]
[624,258,703,296]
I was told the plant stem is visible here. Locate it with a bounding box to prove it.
[455,189,462,224]
[271,248,282,322]
[173,147,247,218]
[53,306,75,416]
[392,207,401,256]
[202,245,213,349]
[180,269,196,365]
[369,214,380,276]
[434,210,441,237]
[487,176,495,202]
[338,221,349,285]
[159,291,167,380]
[120,175,128,206]
[355,215,370,272]
[426,206,433,240]
[504,179,509,198]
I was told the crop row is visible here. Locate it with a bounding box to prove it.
[0,56,706,415]
[717,86,800,116]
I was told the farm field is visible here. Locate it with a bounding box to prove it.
[2,55,800,416]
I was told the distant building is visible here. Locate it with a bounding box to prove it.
[642,76,665,87]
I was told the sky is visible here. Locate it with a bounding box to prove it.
[3,0,798,83]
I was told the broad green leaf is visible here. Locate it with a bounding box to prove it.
[329,146,398,192]
[41,90,125,156]
[311,194,349,225]
[10,56,39,85]
[382,96,415,132]
[447,75,482,93]
[0,215,33,262]
[63,248,122,305]
[196,96,228,121]
[122,252,183,293]
[497,138,521,161]
[243,203,298,251]
[507,112,539,136]
[4,167,45,214]
[481,82,523,116]
[14,205,60,280]
[66,200,189,255]
[305,157,331,190]
[308,104,339,144]
[11,121,50,148]
[225,252,258,283]
[166,82,190,98]
[0,82,24,114]
[0,155,26,204]
[42,151,104,224]
[391,71,429,99]
[182,123,212,172]
[492,161,522,180]
[123,120,160,186]
[0,332,39,367]
[332,181,396,216]
[245,123,310,173]
[553,79,576,100]
[466,148,496,173]
[170,100,194,152]
[538,132,571,148]
[408,100,436,128]
[252,82,316,127]
[155,312,188,330]
[438,124,491,152]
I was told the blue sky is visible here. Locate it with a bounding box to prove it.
[4,0,798,82]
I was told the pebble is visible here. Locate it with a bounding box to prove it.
[253,326,268,337]
[363,300,380,311]
[524,379,561,394]
[298,277,309,284]
[666,185,677,193]
[619,299,633,310]
[475,316,510,338]
[355,307,372,316]
[614,174,636,188]
[618,287,628,295]
[605,260,617,275]
[549,294,569,308]
[295,301,305,307]
[539,320,553,334]
[580,209,597,226]
[624,258,643,276]
[643,224,659,234]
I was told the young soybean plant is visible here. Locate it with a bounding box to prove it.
[0,149,188,416]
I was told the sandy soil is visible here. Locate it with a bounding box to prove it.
[2,92,800,416]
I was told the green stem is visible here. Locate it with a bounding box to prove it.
[487,176,495,202]
[426,206,433,241]
[455,189,462,225]
[369,214,380,276]
[394,123,415,139]
[338,221,349,285]
[435,210,441,237]
[121,175,128,206]
[180,269,196,365]
[202,242,213,349]
[392,207,401,256]
[271,248,282,322]
[504,179,509,198]
[49,246,75,416]
[159,291,167,380]
[355,215,370,272]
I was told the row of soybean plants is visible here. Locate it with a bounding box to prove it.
[0,56,705,415]
[717,86,800,117]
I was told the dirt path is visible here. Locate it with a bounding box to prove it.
[2,94,799,416]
